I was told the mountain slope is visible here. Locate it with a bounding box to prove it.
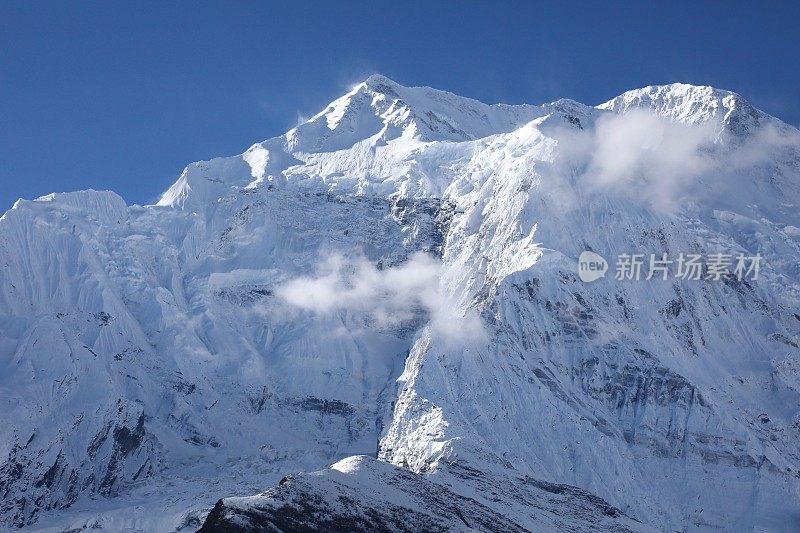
[198,456,650,533]
[1,77,799,531]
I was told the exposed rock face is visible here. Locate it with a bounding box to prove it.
[1,78,799,531]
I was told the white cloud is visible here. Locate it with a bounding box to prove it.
[549,110,800,213]
[276,251,485,345]
[582,110,717,211]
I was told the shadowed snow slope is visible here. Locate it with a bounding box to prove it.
[1,76,799,532]
[198,456,651,532]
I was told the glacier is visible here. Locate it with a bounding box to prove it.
[1,75,799,531]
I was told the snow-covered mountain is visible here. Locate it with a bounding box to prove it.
[1,75,799,531]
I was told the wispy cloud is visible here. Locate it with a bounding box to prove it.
[551,109,800,212]
[276,251,485,345]
[584,110,716,211]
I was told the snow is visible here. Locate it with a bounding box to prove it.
[200,455,652,532]
[2,75,799,531]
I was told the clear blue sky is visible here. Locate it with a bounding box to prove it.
[2,1,798,209]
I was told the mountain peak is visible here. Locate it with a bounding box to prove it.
[597,82,770,134]
[361,73,403,94]
[157,79,797,210]
[285,74,544,152]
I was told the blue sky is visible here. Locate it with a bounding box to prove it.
[2,1,799,210]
